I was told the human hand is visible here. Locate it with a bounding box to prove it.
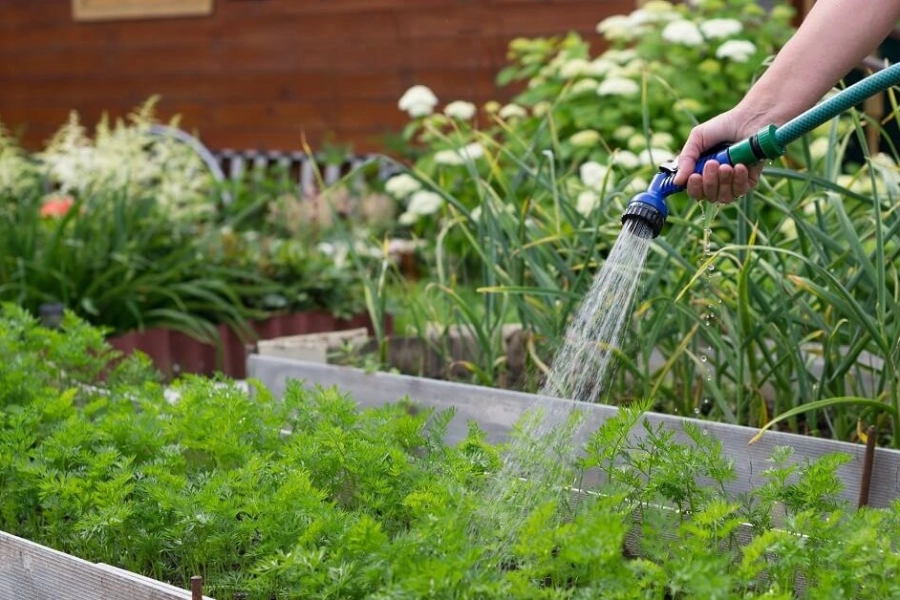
[673,112,765,204]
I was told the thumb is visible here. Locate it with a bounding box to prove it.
[672,130,708,187]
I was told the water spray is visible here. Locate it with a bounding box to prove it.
[622,61,900,238]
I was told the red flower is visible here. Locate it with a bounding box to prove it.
[40,195,75,219]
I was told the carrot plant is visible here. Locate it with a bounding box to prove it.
[3,304,900,599]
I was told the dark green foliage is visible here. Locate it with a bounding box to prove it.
[2,305,900,599]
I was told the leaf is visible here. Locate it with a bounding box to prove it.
[81,297,100,316]
[749,396,896,445]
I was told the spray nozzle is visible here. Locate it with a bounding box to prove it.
[620,161,675,239]
[620,126,786,239]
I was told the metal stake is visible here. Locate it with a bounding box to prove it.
[857,425,877,509]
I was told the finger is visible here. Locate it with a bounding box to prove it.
[673,153,697,187]
[673,133,705,186]
[747,163,764,188]
[686,173,705,200]
[716,164,736,204]
[731,164,750,197]
[702,160,719,202]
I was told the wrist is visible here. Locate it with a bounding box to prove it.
[731,98,783,133]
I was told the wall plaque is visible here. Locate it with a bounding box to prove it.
[73,0,213,22]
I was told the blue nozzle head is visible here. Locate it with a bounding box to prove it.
[621,191,667,239]
[620,147,733,239]
[621,171,672,239]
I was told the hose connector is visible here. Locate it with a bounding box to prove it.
[726,124,786,164]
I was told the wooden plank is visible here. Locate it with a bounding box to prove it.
[216,38,407,73]
[248,355,900,510]
[0,2,70,30]
[0,67,503,111]
[216,11,401,42]
[40,19,218,49]
[0,45,216,78]
[248,0,451,15]
[398,4,494,37]
[495,1,631,36]
[0,530,207,600]
[333,100,407,130]
[0,74,327,105]
[207,101,331,131]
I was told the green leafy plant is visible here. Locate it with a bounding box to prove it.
[497,0,795,155]
[0,182,250,340]
[0,102,388,341]
[4,306,900,598]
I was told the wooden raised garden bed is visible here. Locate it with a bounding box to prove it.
[0,531,210,600]
[248,354,900,510]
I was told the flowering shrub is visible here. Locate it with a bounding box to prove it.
[386,0,795,245]
[502,0,796,155]
[31,97,213,221]
[0,123,39,196]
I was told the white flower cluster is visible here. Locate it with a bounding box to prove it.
[596,1,679,42]
[498,103,528,120]
[398,85,481,124]
[574,161,616,217]
[700,18,743,39]
[434,142,485,166]
[398,85,438,118]
[597,77,639,97]
[0,127,37,197]
[384,173,421,198]
[444,100,476,120]
[661,20,704,46]
[35,101,211,220]
[384,173,445,226]
[715,39,758,62]
[597,3,757,65]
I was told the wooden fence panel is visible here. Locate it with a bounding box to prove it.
[0,0,631,153]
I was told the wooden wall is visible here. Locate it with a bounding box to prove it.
[0,0,633,154]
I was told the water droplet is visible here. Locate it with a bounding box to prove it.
[700,355,708,363]
[707,264,715,271]
[693,407,701,415]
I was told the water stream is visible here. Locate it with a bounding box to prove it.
[469,223,655,567]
